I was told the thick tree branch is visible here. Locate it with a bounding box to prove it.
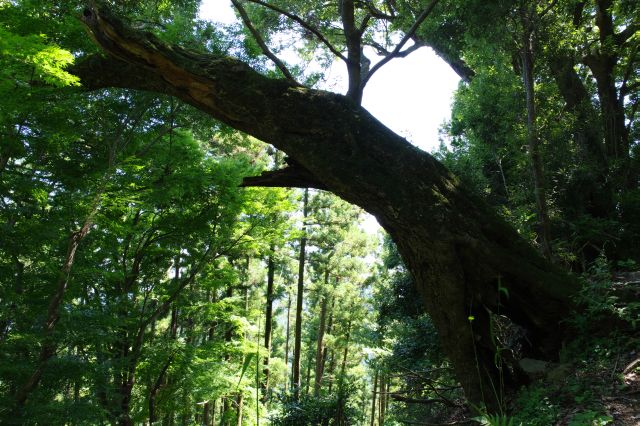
[411,34,474,82]
[358,12,373,35]
[241,165,327,189]
[342,0,364,102]
[231,0,299,84]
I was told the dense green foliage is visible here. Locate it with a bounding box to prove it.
[0,0,638,425]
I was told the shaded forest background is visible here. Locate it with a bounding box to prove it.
[0,0,639,425]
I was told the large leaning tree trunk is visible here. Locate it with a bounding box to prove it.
[75,5,581,410]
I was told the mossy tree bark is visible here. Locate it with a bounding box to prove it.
[75,5,582,410]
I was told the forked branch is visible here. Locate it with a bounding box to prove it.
[231,0,299,84]
[362,0,439,86]
[245,0,347,62]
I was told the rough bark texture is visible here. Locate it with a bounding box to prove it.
[370,370,378,426]
[262,247,275,399]
[313,281,328,396]
[292,188,308,400]
[76,5,581,409]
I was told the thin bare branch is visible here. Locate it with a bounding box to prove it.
[245,0,347,62]
[358,12,372,35]
[364,39,424,58]
[231,0,300,84]
[362,0,439,86]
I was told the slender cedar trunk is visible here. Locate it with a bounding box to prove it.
[520,14,552,261]
[224,283,234,357]
[292,188,308,400]
[321,295,335,388]
[255,315,261,426]
[262,245,275,399]
[284,289,292,393]
[339,319,352,380]
[223,282,235,426]
[223,398,231,426]
[211,399,217,426]
[236,393,243,426]
[77,9,584,410]
[370,370,379,426]
[327,350,336,394]
[244,257,250,313]
[304,349,312,397]
[313,275,329,396]
[385,381,391,413]
[335,318,352,426]
[378,375,386,426]
[203,402,210,426]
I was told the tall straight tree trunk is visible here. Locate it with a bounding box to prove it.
[320,295,335,390]
[327,350,336,394]
[78,8,585,410]
[203,402,210,426]
[292,188,309,400]
[304,350,312,397]
[313,275,329,396]
[262,245,275,399]
[520,13,552,261]
[223,398,230,426]
[284,289,292,393]
[211,399,217,426]
[335,317,353,426]
[378,375,385,426]
[339,319,352,380]
[236,393,243,426]
[370,370,378,426]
